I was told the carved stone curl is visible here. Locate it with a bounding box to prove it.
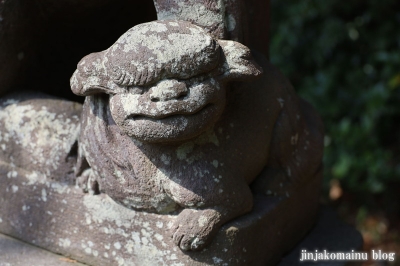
[70,19,324,253]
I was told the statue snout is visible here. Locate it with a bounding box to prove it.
[149,79,188,102]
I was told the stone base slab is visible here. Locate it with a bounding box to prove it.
[0,233,86,266]
[0,208,363,266]
[0,160,321,266]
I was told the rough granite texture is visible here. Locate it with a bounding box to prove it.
[0,92,81,179]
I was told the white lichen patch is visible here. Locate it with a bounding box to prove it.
[141,237,149,246]
[117,257,125,266]
[112,21,218,83]
[124,240,134,254]
[213,257,224,264]
[195,128,219,146]
[111,94,139,119]
[41,189,47,202]
[150,80,184,101]
[59,238,71,248]
[114,242,122,250]
[85,214,92,225]
[171,263,185,266]
[198,215,208,227]
[168,21,179,27]
[156,221,163,228]
[212,160,219,168]
[50,182,69,194]
[83,194,137,228]
[160,154,171,165]
[26,171,45,185]
[176,142,195,160]
[156,0,225,37]
[0,102,80,177]
[115,228,129,238]
[154,234,163,242]
[11,185,18,193]
[6,171,17,178]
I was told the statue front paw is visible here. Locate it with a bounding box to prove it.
[171,208,222,251]
[76,169,99,194]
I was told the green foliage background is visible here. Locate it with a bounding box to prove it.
[270,0,400,198]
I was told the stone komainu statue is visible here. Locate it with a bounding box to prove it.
[70,20,323,251]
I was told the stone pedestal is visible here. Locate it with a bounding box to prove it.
[0,208,362,266]
[0,233,86,266]
[0,159,321,266]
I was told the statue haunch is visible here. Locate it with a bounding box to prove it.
[70,20,323,251]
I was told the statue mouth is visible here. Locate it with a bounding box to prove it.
[127,103,214,121]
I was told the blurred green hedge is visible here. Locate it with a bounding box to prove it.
[270,0,400,195]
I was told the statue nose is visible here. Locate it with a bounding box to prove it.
[150,80,188,102]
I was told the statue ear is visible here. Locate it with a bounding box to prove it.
[70,51,116,96]
[217,40,263,81]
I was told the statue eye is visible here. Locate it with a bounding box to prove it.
[128,86,144,94]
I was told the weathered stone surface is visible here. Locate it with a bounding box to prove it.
[0,159,321,266]
[0,233,86,266]
[153,0,269,57]
[0,207,362,266]
[153,0,239,41]
[69,20,323,252]
[0,92,81,179]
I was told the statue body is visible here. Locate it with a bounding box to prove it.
[71,20,323,251]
